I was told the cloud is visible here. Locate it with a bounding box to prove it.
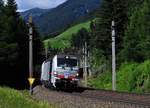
[16,0,67,11]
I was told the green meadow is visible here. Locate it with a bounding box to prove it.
[44,21,90,49]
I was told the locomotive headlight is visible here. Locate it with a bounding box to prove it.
[76,73,79,77]
[54,71,57,75]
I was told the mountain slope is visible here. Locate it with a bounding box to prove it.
[44,21,91,49]
[21,0,101,36]
[20,8,51,21]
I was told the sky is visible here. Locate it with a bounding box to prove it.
[3,0,67,12]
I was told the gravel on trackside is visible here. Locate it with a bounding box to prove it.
[32,86,147,108]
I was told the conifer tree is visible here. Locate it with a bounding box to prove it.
[0,0,4,35]
[2,0,18,43]
[71,28,90,50]
[122,0,150,62]
[0,0,44,88]
[93,0,113,58]
[92,0,128,60]
[113,0,128,52]
[0,0,3,13]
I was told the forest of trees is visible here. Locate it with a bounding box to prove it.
[70,0,150,92]
[71,0,150,67]
[0,0,43,88]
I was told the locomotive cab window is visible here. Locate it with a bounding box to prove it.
[57,57,78,67]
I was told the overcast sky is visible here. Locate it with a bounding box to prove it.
[4,0,67,12]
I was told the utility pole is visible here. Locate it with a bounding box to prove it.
[45,47,48,60]
[28,16,34,95]
[111,20,116,91]
[84,42,88,87]
[88,50,92,77]
[82,44,85,86]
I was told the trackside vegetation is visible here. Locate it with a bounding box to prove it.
[88,60,150,93]
[0,87,54,108]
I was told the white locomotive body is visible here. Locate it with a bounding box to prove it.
[41,54,80,89]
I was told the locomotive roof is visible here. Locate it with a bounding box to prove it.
[43,54,79,63]
[56,54,78,58]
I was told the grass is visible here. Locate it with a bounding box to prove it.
[88,71,112,90]
[88,60,150,93]
[0,87,54,108]
[44,21,91,49]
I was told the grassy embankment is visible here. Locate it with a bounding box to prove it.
[44,21,91,49]
[0,87,54,108]
[88,60,150,93]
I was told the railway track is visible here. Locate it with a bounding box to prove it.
[33,86,150,108]
[73,87,150,106]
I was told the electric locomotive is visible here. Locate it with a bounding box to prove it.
[40,54,80,89]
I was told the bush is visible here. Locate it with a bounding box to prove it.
[88,60,150,93]
[88,71,112,90]
[117,62,138,92]
[123,0,150,62]
[117,60,150,93]
[0,87,54,108]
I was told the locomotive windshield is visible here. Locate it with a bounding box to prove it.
[57,57,77,67]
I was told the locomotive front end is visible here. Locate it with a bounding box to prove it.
[51,55,80,89]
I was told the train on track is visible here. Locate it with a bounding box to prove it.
[40,54,82,89]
